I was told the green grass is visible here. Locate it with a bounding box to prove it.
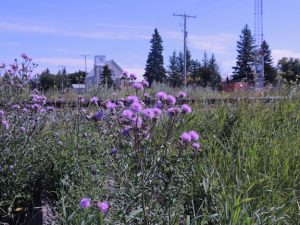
[1,85,300,224]
[186,98,300,224]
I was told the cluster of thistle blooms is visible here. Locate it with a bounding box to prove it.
[0,90,54,131]
[89,76,200,150]
[80,198,109,214]
[0,53,36,81]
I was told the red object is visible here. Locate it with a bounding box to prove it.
[221,82,249,92]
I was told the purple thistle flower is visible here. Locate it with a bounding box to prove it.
[111,147,118,154]
[152,108,162,118]
[192,142,201,150]
[97,201,109,214]
[118,101,125,108]
[143,108,155,119]
[142,80,149,87]
[0,110,4,117]
[189,130,199,141]
[144,93,151,99]
[167,107,180,117]
[130,73,137,80]
[90,96,99,105]
[40,109,46,114]
[177,91,187,98]
[31,103,41,111]
[122,71,129,78]
[106,101,117,110]
[79,96,86,103]
[46,106,55,112]
[80,198,91,209]
[180,132,192,143]
[9,165,14,171]
[130,101,143,113]
[132,82,143,91]
[132,116,143,128]
[20,126,26,132]
[122,109,134,120]
[1,120,9,130]
[12,104,21,109]
[156,91,168,101]
[94,111,105,121]
[155,100,163,109]
[127,95,139,104]
[122,126,131,136]
[31,94,46,105]
[167,95,176,105]
[22,108,29,113]
[181,104,192,114]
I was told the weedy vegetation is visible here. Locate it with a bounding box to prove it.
[0,55,299,224]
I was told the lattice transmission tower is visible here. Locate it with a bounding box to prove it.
[254,0,264,88]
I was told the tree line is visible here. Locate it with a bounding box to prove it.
[30,68,86,91]
[144,26,300,87]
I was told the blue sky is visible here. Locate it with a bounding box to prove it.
[1,0,300,79]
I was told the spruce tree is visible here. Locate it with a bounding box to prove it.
[168,51,183,87]
[144,28,166,86]
[261,40,277,84]
[101,65,113,88]
[232,24,256,82]
[208,54,221,89]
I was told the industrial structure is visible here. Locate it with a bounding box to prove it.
[85,55,123,89]
[253,0,264,88]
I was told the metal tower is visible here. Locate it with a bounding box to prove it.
[254,0,264,88]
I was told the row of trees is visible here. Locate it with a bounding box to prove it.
[31,64,115,91]
[144,28,221,88]
[232,24,277,84]
[30,68,86,91]
[144,26,300,87]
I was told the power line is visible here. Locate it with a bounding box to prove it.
[173,13,197,90]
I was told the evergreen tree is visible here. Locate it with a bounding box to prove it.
[188,59,201,85]
[144,28,166,85]
[261,40,277,84]
[168,51,183,87]
[101,65,113,88]
[39,68,56,90]
[199,52,211,86]
[208,54,221,89]
[68,70,86,84]
[278,57,300,84]
[232,24,256,82]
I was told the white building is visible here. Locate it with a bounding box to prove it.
[85,55,123,89]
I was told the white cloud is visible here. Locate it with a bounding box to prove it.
[162,30,235,54]
[272,49,300,63]
[95,23,153,30]
[189,33,235,54]
[123,67,145,80]
[0,22,56,33]
[0,21,150,40]
[35,57,94,70]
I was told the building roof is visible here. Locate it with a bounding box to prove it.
[72,84,86,89]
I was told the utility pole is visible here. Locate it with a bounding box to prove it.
[80,54,91,77]
[173,13,196,89]
[59,65,66,94]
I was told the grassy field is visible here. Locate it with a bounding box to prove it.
[1,85,300,224]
